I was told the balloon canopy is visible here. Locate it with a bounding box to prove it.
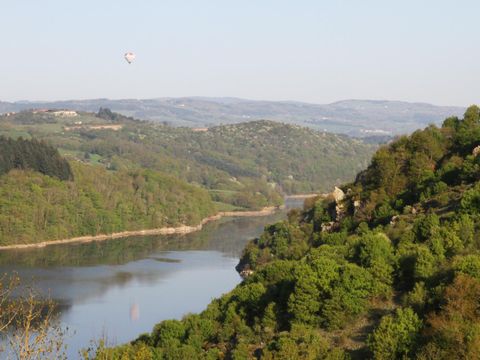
[124,52,136,64]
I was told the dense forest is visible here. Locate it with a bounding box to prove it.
[92,106,480,359]
[0,136,72,180]
[162,121,372,194]
[0,162,216,246]
[0,110,374,246]
[0,110,374,210]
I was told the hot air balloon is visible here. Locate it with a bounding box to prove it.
[124,52,136,64]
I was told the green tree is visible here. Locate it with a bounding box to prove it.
[368,307,422,360]
[460,182,480,214]
[321,264,374,329]
[151,319,186,348]
[454,255,480,279]
[288,263,321,325]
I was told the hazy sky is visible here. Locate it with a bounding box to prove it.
[1,0,479,106]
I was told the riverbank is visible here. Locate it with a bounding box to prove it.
[0,206,280,251]
[284,193,320,199]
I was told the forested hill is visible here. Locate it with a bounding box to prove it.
[0,110,374,246]
[0,162,216,246]
[0,110,218,246]
[0,110,375,208]
[139,120,374,194]
[97,106,480,359]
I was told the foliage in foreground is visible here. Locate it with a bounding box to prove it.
[93,106,480,359]
[0,274,68,360]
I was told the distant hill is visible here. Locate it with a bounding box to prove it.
[0,98,464,137]
[146,119,375,194]
[0,110,374,201]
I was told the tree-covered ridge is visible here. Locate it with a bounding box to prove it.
[94,106,480,359]
[0,136,72,180]
[0,110,375,210]
[174,120,372,194]
[353,104,480,210]
[0,162,216,246]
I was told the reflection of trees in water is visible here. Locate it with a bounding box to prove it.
[0,212,287,268]
[200,212,287,256]
[0,211,292,304]
[0,208,301,351]
[7,261,184,306]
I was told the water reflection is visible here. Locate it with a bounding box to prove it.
[0,211,287,269]
[0,198,305,357]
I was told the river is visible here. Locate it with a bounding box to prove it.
[0,198,304,358]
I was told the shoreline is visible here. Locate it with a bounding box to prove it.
[0,206,280,251]
[284,193,320,199]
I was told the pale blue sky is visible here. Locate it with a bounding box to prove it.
[1,0,479,106]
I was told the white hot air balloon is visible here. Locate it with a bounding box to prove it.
[124,52,136,64]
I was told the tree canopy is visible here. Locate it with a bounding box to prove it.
[92,106,480,359]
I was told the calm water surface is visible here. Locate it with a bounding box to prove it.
[0,199,304,358]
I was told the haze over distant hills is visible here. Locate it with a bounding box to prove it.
[0,97,464,137]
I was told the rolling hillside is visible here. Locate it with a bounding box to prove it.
[97,105,480,359]
[0,110,375,200]
[0,98,464,138]
[0,109,375,246]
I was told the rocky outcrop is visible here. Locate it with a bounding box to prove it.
[239,269,255,278]
[321,221,336,232]
[320,187,347,233]
[473,145,480,157]
[332,186,345,202]
[353,199,361,215]
[333,187,346,221]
